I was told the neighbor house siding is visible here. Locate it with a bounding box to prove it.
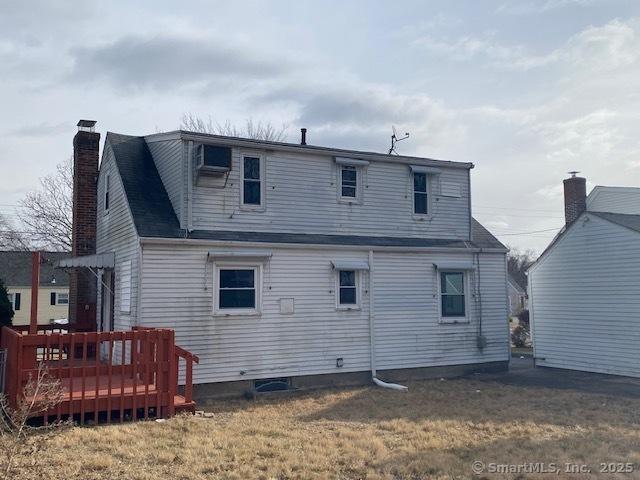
[587,186,640,215]
[6,286,69,326]
[138,243,507,384]
[147,139,184,227]
[189,146,471,240]
[529,213,640,377]
[96,142,140,331]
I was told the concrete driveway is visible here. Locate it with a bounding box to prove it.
[475,356,640,399]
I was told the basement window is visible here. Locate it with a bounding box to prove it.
[254,377,290,392]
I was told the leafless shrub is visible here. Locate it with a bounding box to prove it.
[180,113,288,142]
[0,363,68,480]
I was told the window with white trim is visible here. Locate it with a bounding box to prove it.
[340,166,358,199]
[440,271,466,318]
[413,171,428,215]
[215,266,260,314]
[50,292,68,305]
[337,270,359,308]
[241,156,263,206]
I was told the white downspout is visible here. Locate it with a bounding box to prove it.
[368,250,408,391]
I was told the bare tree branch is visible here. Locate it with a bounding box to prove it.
[180,113,288,142]
[18,158,72,252]
[0,214,31,252]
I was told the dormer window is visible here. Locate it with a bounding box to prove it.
[341,166,358,198]
[335,157,369,204]
[241,155,265,209]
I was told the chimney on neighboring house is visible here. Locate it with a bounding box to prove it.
[563,171,587,225]
[69,120,100,329]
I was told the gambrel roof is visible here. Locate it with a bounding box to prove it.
[106,132,505,250]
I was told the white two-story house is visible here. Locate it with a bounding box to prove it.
[83,127,508,395]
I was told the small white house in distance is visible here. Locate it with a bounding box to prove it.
[529,176,640,377]
[63,123,510,396]
[507,275,527,317]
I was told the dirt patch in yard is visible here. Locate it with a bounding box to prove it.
[6,377,640,479]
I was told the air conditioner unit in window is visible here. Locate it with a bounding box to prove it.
[196,144,232,175]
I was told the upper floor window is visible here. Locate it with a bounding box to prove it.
[104,174,110,212]
[242,156,263,207]
[440,271,466,318]
[341,166,358,199]
[413,172,428,215]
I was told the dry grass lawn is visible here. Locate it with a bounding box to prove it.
[8,377,640,479]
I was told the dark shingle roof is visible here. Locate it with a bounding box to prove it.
[107,133,181,238]
[108,132,505,251]
[0,251,70,287]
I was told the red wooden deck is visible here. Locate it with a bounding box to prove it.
[1,326,198,425]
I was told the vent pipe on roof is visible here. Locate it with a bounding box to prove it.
[563,171,587,225]
[300,128,307,145]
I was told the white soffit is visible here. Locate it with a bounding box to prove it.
[331,260,370,270]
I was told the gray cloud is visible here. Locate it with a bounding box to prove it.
[69,34,292,91]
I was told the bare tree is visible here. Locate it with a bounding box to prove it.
[180,113,288,142]
[0,214,31,252]
[18,158,73,252]
[507,247,537,290]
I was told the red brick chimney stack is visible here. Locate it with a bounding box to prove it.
[563,171,587,226]
[69,120,100,328]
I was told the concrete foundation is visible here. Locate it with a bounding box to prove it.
[193,360,509,401]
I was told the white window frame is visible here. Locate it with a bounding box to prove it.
[8,292,19,311]
[104,174,110,214]
[338,165,362,204]
[213,263,262,316]
[239,153,266,211]
[335,269,361,310]
[56,292,69,305]
[438,270,470,324]
[412,171,431,219]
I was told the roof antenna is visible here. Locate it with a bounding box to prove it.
[388,126,409,155]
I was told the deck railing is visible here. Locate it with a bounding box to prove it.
[0,326,198,425]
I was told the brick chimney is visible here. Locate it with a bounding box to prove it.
[69,120,100,328]
[563,171,587,225]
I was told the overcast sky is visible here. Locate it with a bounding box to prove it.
[1,0,639,253]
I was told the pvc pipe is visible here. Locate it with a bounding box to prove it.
[368,250,408,391]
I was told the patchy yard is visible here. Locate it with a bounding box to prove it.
[8,377,640,479]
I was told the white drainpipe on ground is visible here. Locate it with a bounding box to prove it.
[368,250,408,391]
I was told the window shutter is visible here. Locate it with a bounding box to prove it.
[14,293,21,311]
[50,292,56,305]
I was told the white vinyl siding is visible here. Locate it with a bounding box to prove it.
[587,186,640,215]
[189,148,471,240]
[139,244,508,384]
[96,142,140,331]
[120,260,132,313]
[529,213,640,377]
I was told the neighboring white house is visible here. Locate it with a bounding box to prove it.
[529,175,640,377]
[62,124,510,394]
[507,275,527,317]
